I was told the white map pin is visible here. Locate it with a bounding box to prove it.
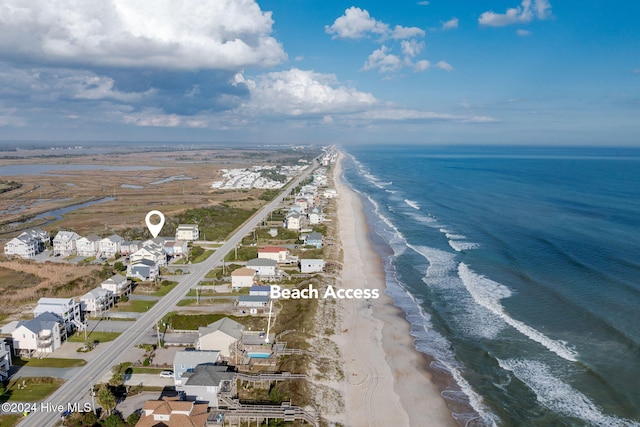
[145,210,165,238]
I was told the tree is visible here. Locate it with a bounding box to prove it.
[126,412,140,426]
[113,261,126,272]
[97,386,117,416]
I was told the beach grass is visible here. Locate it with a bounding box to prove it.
[68,331,121,343]
[162,312,265,331]
[0,413,22,427]
[112,299,156,312]
[1,377,65,402]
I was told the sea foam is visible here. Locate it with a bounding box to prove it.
[404,199,421,210]
[458,263,578,362]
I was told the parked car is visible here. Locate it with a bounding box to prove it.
[159,370,173,378]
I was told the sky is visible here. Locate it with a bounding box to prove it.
[0,0,638,145]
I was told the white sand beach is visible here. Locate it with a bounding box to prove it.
[333,152,456,427]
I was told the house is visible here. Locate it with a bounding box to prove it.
[131,243,166,267]
[25,229,49,250]
[246,258,278,278]
[284,212,301,230]
[80,287,114,315]
[127,259,159,281]
[197,317,243,358]
[33,297,83,332]
[136,398,208,427]
[300,259,325,274]
[120,240,142,255]
[164,240,188,258]
[173,350,221,387]
[249,285,271,297]
[182,364,236,407]
[11,312,65,355]
[238,295,269,308]
[294,198,309,211]
[231,267,255,289]
[308,207,322,225]
[0,339,12,380]
[98,234,124,257]
[76,234,101,257]
[257,246,289,263]
[304,231,323,249]
[175,224,199,241]
[323,189,337,199]
[52,231,81,256]
[101,274,130,297]
[4,233,38,259]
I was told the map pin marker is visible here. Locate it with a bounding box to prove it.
[145,210,165,238]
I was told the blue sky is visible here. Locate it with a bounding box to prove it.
[0,0,638,145]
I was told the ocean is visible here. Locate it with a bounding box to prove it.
[341,145,640,427]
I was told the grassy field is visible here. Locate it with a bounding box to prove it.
[112,299,156,312]
[131,367,165,374]
[134,280,178,297]
[12,357,87,368]
[162,312,266,331]
[1,377,65,403]
[0,413,22,427]
[224,246,258,262]
[68,331,121,343]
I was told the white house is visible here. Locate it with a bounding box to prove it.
[127,259,159,281]
[246,258,278,278]
[176,224,199,241]
[238,295,269,308]
[98,234,124,257]
[197,317,244,358]
[303,231,323,249]
[164,240,188,258]
[12,312,65,356]
[0,339,12,380]
[33,297,83,332]
[257,246,289,263]
[285,212,301,230]
[101,274,130,297]
[231,267,256,289]
[120,240,142,255]
[182,364,236,408]
[294,198,309,211]
[300,259,325,273]
[130,243,166,266]
[80,287,114,315]
[308,207,323,225]
[323,188,337,199]
[53,231,80,256]
[173,350,221,387]
[4,233,38,259]
[76,234,101,257]
[249,285,271,297]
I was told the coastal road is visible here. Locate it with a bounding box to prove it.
[20,158,319,427]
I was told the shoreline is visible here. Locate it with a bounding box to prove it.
[332,152,457,426]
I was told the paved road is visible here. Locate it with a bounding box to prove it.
[21,158,319,426]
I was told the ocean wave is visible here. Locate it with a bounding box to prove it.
[449,240,481,251]
[404,199,421,210]
[445,233,467,240]
[362,191,407,256]
[459,263,579,362]
[497,359,639,427]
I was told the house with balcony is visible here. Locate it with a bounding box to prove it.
[137,398,208,427]
[303,231,323,249]
[101,273,130,297]
[173,350,221,387]
[34,297,83,332]
[257,246,289,263]
[53,230,81,256]
[130,243,167,267]
[197,317,243,358]
[80,287,114,315]
[11,312,65,356]
[231,267,256,289]
[246,258,279,280]
[76,234,101,257]
[300,259,325,274]
[120,240,142,255]
[0,339,12,380]
[182,364,236,408]
[127,259,159,281]
[99,234,124,258]
[4,233,38,259]
[176,224,199,241]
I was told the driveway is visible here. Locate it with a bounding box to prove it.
[116,392,161,418]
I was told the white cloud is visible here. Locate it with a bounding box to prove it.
[0,0,286,70]
[417,1,430,5]
[435,61,454,71]
[414,60,431,72]
[325,7,389,39]
[442,18,459,30]
[401,40,425,58]
[326,7,423,40]
[479,0,552,27]
[240,68,378,116]
[362,47,403,73]
[516,29,532,36]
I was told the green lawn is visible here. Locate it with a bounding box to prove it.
[0,413,22,427]
[1,377,65,403]
[16,357,87,368]
[68,331,121,343]
[151,281,178,296]
[192,249,214,263]
[162,312,265,331]
[112,299,157,312]
[131,367,165,374]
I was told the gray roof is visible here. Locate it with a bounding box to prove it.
[238,295,269,303]
[102,274,126,285]
[246,258,277,267]
[250,286,271,292]
[301,258,324,264]
[84,233,101,242]
[174,350,220,367]
[183,364,235,386]
[306,232,323,241]
[198,317,243,340]
[18,312,62,334]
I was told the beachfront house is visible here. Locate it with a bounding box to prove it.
[11,312,65,356]
[257,246,289,263]
[197,317,243,358]
[4,233,38,259]
[0,339,12,380]
[176,224,200,241]
[323,189,337,199]
[238,295,269,308]
[98,234,124,258]
[304,231,323,249]
[173,350,221,387]
[250,285,271,297]
[101,274,130,297]
[231,267,256,289]
[182,364,236,408]
[285,212,301,230]
[127,259,159,281]
[300,259,325,274]
[76,234,101,257]
[308,207,323,225]
[80,287,114,315]
[137,398,208,427]
[33,297,83,332]
[246,258,279,279]
[53,230,80,256]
